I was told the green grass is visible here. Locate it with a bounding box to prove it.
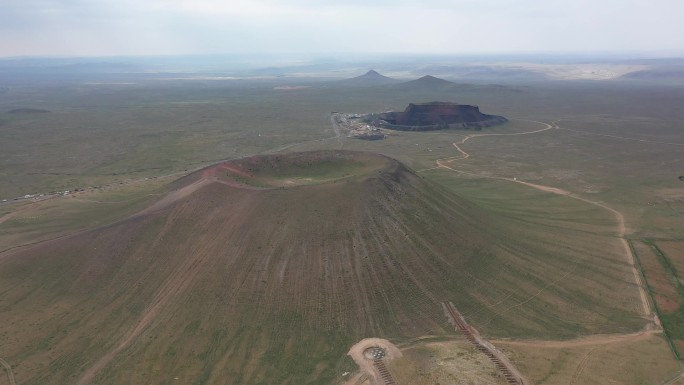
[646,241,684,294]
[0,154,649,384]
[0,180,168,254]
[646,241,684,360]
[630,239,683,360]
[2,78,683,384]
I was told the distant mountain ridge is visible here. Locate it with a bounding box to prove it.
[338,72,461,89]
[337,69,400,86]
[395,75,457,89]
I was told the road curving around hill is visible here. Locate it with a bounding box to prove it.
[429,118,657,325]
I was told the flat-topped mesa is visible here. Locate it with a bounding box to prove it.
[372,101,507,131]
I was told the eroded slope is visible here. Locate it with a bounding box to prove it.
[0,150,644,385]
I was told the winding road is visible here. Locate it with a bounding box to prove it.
[0,357,16,385]
[426,118,656,324]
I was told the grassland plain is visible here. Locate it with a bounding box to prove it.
[0,178,170,254]
[657,241,684,276]
[495,334,680,385]
[632,239,684,359]
[387,340,509,385]
[1,77,683,384]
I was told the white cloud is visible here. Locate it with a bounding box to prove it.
[1,0,683,56]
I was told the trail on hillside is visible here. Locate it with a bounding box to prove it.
[428,118,656,322]
[69,193,164,204]
[3,121,342,210]
[0,196,56,226]
[76,204,213,385]
[0,211,17,225]
[330,113,345,149]
[134,178,211,216]
[74,174,229,384]
[0,127,344,258]
[0,180,212,258]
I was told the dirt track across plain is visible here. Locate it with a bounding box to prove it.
[0,357,17,385]
[492,328,658,349]
[431,118,656,323]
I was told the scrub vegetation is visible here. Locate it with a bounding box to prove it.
[1,74,683,384]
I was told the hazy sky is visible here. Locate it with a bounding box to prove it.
[1,0,683,57]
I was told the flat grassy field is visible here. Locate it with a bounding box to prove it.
[0,176,171,253]
[632,239,684,358]
[388,340,508,385]
[496,334,680,385]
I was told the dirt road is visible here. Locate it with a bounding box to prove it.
[659,370,684,385]
[492,328,658,349]
[75,175,223,384]
[329,113,348,149]
[431,118,656,323]
[0,357,17,385]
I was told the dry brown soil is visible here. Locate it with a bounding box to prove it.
[346,338,401,385]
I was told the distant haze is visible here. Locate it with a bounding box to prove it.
[1,0,683,57]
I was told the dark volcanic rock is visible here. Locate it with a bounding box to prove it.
[373,102,506,131]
